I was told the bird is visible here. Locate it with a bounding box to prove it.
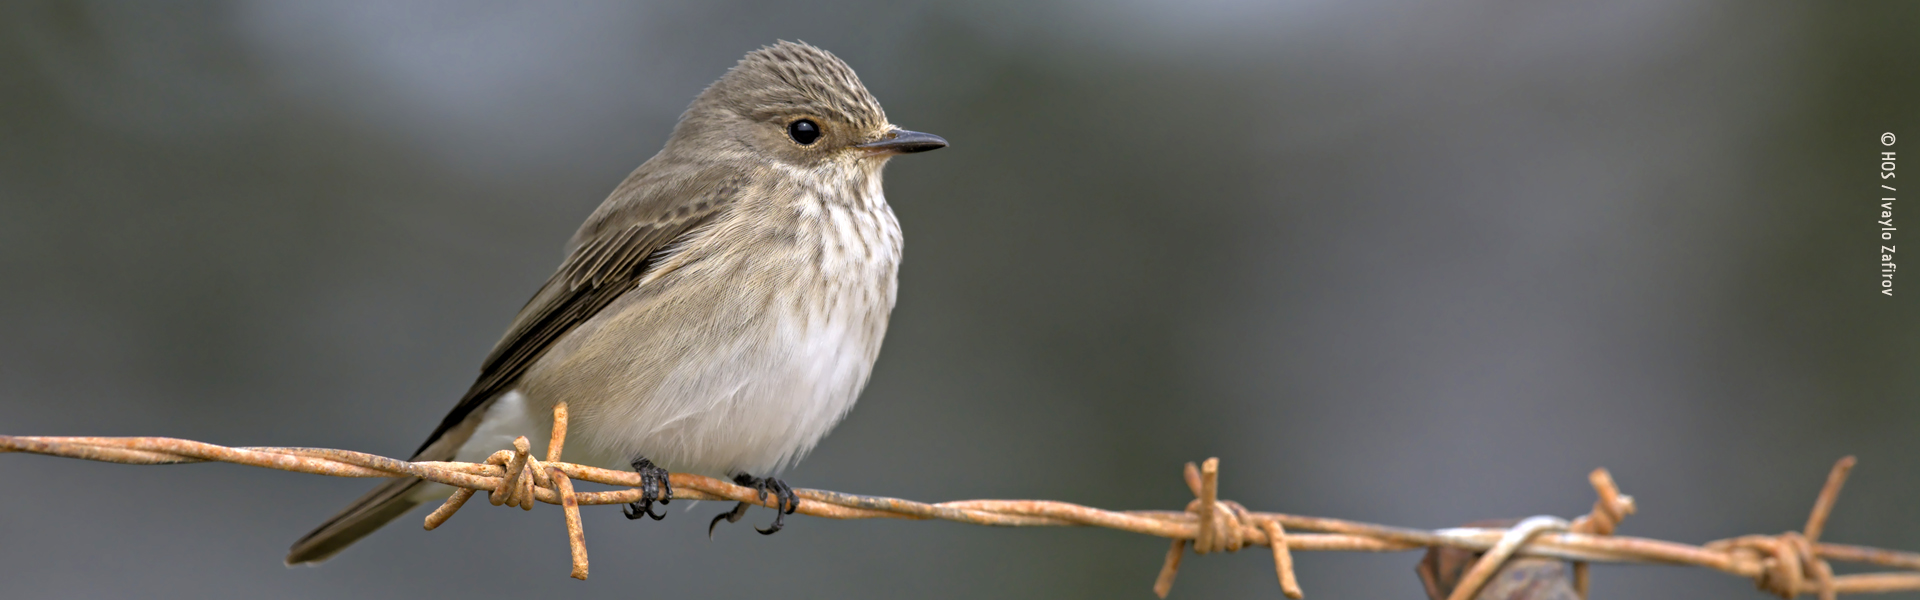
[286,40,945,565]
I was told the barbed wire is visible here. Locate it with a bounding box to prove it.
[4,402,1917,599]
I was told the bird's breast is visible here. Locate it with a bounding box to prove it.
[536,178,904,477]
[790,181,902,319]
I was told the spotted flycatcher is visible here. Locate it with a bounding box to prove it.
[288,41,945,563]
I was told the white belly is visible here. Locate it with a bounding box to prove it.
[457,201,899,479]
[451,298,887,479]
[587,297,884,477]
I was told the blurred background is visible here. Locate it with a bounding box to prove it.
[2,1,1917,598]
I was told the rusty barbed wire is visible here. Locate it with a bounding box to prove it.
[4,402,1918,599]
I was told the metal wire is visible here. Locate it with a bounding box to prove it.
[3,404,1915,598]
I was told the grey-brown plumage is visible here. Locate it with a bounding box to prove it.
[287,41,944,564]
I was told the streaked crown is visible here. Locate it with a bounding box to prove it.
[658,41,941,170]
[687,41,887,136]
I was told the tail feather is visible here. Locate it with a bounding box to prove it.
[285,476,428,565]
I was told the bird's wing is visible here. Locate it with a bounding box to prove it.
[410,162,747,458]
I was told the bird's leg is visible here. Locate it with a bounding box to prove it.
[709,473,799,535]
[621,457,672,521]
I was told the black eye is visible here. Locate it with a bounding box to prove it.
[788,119,821,145]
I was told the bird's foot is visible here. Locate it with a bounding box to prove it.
[621,457,672,521]
[708,473,798,536]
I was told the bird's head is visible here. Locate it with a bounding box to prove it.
[672,41,945,169]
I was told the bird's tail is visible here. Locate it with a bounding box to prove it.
[285,476,428,565]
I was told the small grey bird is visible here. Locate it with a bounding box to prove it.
[287,41,944,564]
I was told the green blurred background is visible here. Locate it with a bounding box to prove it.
[2,1,1916,598]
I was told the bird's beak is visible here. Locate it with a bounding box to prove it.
[856,128,947,155]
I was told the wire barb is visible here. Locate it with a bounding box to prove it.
[551,467,587,580]
[1156,459,1304,598]
[1705,456,1861,600]
[1566,468,1636,599]
[2,417,1916,597]
[1805,456,1856,545]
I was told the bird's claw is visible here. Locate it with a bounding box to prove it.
[708,501,749,538]
[708,473,799,536]
[622,458,672,521]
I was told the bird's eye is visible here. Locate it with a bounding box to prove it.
[788,119,821,145]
